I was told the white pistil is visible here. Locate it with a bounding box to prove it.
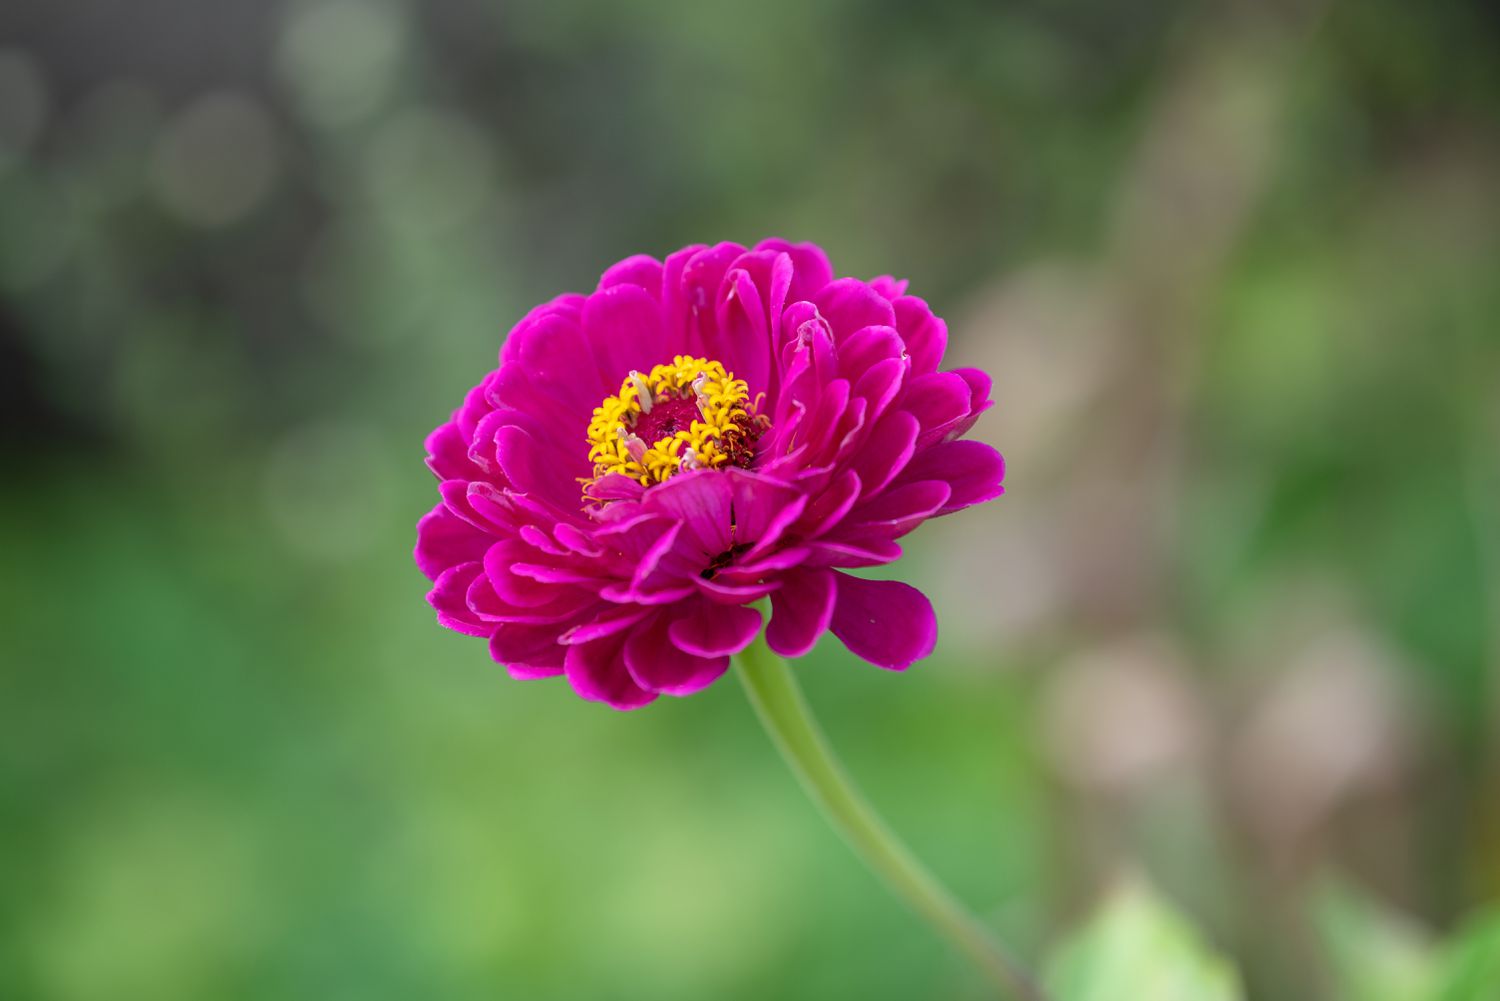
[629,370,654,413]
[616,427,648,461]
[691,371,711,420]
[680,449,703,473]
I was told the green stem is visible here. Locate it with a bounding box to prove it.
[733,633,1045,1001]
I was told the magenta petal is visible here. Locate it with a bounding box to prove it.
[599,581,697,605]
[553,522,606,557]
[843,480,952,538]
[696,576,779,604]
[945,367,995,440]
[744,496,809,557]
[714,265,772,395]
[892,295,947,374]
[415,504,491,580]
[829,573,936,670]
[624,614,730,695]
[761,251,796,355]
[489,623,565,677]
[586,473,646,503]
[469,408,542,475]
[591,508,659,536]
[559,605,653,645]
[454,479,512,527]
[631,523,688,587]
[425,421,481,481]
[903,372,973,447]
[494,424,573,509]
[454,373,497,440]
[513,562,603,585]
[779,302,837,387]
[428,562,492,637]
[717,545,812,579]
[868,275,909,300]
[806,539,904,568]
[724,469,809,555]
[462,480,567,536]
[500,295,585,368]
[495,308,600,413]
[642,470,733,557]
[679,242,746,352]
[851,356,906,425]
[564,632,658,709]
[852,411,921,497]
[786,378,851,469]
[799,470,862,538]
[755,238,833,303]
[503,658,565,681]
[661,243,707,339]
[667,602,762,658]
[951,367,994,414]
[828,397,870,469]
[838,325,906,381]
[518,525,568,557]
[582,283,669,391]
[899,440,1006,513]
[814,279,897,342]
[465,573,510,620]
[766,568,836,658]
[467,574,597,624]
[484,540,564,608]
[597,254,664,297]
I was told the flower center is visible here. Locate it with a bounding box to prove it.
[584,355,762,494]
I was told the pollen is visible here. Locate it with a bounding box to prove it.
[584,355,762,496]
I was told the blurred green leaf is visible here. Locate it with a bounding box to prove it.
[1044,878,1243,1001]
[1437,906,1500,1001]
[1315,879,1442,1001]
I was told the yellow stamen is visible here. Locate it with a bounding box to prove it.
[583,355,753,495]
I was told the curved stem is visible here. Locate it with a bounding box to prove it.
[733,634,1045,1001]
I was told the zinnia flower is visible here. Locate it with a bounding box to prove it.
[415,239,1005,709]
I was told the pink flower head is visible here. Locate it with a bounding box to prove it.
[415,240,1005,709]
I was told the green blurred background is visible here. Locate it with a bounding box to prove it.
[2,1,1498,998]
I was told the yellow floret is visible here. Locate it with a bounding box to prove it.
[583,356,751,496]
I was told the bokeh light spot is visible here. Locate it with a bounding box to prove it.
[150,92,280,227]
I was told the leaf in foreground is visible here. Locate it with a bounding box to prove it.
[1045,878,1243,1001]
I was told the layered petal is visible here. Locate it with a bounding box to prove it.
[895,439,1006,513]
[565,631,658,709]
[668,601,763,658]
[624,612,730,696]
[416,239,1005,708]
[415,504,492,580]
[828,573,937,670]
[766,568,837,658]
